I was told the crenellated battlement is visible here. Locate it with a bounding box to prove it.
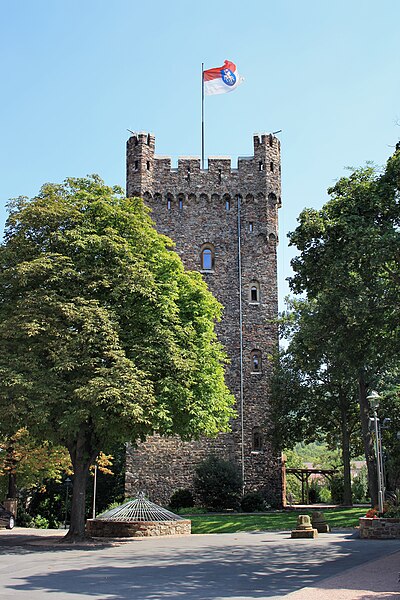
[126,133,281,200]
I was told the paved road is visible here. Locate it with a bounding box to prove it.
[0,528,399,599]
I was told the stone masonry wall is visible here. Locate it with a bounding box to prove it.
[359,517,400,539]
[86,519,191,537]
[125,133,283,507]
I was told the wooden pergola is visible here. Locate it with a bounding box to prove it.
[286,467,337,504]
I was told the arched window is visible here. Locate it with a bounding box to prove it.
[223,194,231,212]
[268,233,277,246]
[249,281,260,304]
[179,198,183,210]
[200,244,215,271]
[251,350,262,373]
[252,427,263,452]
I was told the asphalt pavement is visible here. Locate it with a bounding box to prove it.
[0,527,399,599]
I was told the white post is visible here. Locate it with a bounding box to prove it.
[92,463,98,519]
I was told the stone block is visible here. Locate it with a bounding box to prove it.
[291,528,318,539]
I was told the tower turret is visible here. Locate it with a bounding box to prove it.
[126,132,155,197]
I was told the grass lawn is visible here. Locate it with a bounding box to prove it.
[190,507,367,534]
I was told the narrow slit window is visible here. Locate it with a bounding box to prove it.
[252,427,263,452]
[146,161,150,170]
[179,198,183,210]
[249,222,253,232]
[249,281,260,303]
[251,350,262,373]
[167,199,171,210]
[270,161,274,172]
[134,160,138,170]
[251,286,258,302]
[225,198,230,211]
[259,161,264,171]
[202,248,213,270]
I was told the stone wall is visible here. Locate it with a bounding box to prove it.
[359,517,400,539]
[86,519,191,537]
[125,133,283,507]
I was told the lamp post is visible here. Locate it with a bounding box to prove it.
[63,477,72,529]
[367,391,385,514]
[92,461,98,519]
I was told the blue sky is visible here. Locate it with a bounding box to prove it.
[1,0,399,307]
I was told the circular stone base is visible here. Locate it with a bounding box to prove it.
[86,519,191,537]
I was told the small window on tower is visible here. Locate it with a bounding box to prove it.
[259,161,264,171]
[225,198,230,211]
[249,280,260,304]
[147,161,150,170]
[134,160,138,170]
[270,161,274,172]
[251,350,262,373]
[167,199,171,210]
[200,244,215,271]
[252,427,263,452]
[249,222,253,232]
[179,198,183,210]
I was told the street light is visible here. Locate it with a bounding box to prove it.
[63,477,72,529]
[367,390,385,514]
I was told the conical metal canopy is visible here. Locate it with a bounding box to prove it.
[97,492,184,522]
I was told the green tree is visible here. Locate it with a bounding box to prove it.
[0,429,70,501]
[287,145,400,505]
[270,297,361,504]
[0,176,234,539]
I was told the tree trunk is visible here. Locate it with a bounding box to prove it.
[64,430,97,541]
[6,442,17,499]
[340,404,352,506]
[358,371,378,506]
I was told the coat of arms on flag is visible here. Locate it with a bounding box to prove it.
[203,60,244,96]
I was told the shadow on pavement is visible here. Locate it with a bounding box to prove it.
[3,535,400,599]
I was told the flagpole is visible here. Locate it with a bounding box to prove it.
[201,62,205,169]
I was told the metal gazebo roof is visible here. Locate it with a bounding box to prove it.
[96,493,184,522]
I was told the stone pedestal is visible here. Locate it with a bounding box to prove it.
[291,514,318,539]
[312,511,330,533]
[3,499,17,518]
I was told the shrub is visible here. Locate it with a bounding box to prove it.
[330,475,344,504]
[169,489,194,510]
[318,485,331,503]
[352,466,369,503]
[241,491,266,512]
[308,480,321,503]
[194,455,242,511]
[31,514,50,529]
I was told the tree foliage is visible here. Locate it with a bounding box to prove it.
[270,297,361,504]
[0,176,234,537]
[285,144,400,504]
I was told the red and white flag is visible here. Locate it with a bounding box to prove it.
[203,60,244,96]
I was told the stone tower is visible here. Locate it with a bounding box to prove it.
[125,132,283,506]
